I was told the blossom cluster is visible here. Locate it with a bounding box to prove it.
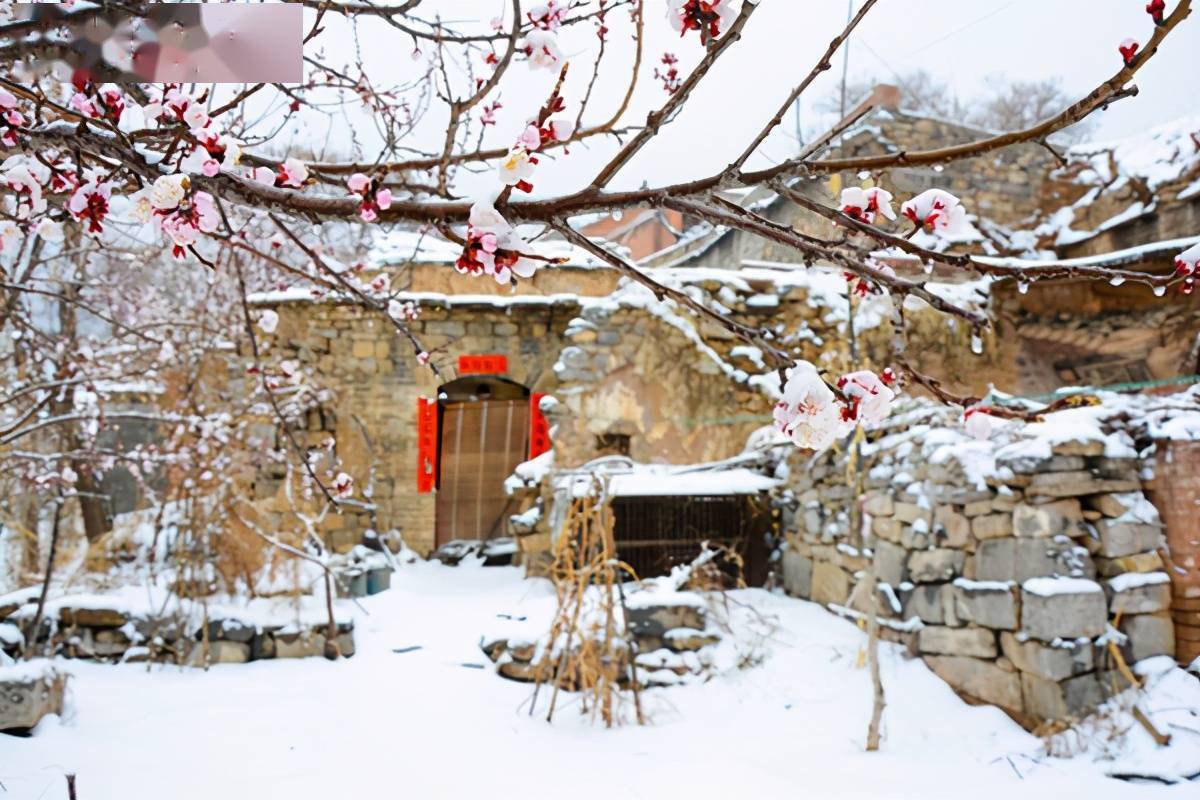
[1175,242,1200,295]
[667,0,737,39]
[346,173,394,222]
[519,1,568,75]
[455,201,540,284]
[0,81,322,260]
[130,174,220,259]
[773,362,896,450]
[497,111,573,193]
[840,185,970,239]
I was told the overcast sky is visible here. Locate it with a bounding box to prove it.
[283,0,1198,200]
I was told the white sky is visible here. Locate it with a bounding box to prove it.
[277,0,1198,200]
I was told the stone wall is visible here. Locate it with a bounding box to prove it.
[780,410,1176,727]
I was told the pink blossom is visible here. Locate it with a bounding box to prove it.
[1174,242,1200,277]
[668,0,737,39]
[249,166,276,186]
[522,30,563,69]
[518,124,542,150]
[900,189,970,238]
[276,157,308,188]
[332,472,354,498]
[69,92,100,118]
[0,89,15,110]
[347,173,371,193]
[837,370,895,426]
[548,118,574,142]
[374,188,393,209]
[840,186,895,225]
[528,2,567,30]
[68,180,113,234]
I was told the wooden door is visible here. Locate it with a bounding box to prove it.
[435,399,530,547]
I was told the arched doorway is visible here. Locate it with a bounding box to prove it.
[434,376,531,547]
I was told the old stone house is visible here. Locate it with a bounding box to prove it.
[248,90,1199,573]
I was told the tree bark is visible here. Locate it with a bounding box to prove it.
[25,493,64,659]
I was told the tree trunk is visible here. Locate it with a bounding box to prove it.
[864,564,886,752]
[25,494,64,659]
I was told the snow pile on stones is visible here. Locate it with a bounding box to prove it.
[780,393,1200,728]
[0,585,354,666]
[0,659,67,732]
[482,574,774,690]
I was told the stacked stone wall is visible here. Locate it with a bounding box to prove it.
[781,420,1176,727]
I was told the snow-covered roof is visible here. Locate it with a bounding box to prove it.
[1067,114,1200,195]
[555,458,779,498]
[370,228,613,269]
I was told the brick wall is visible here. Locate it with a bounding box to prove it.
[1146,440,1200,664]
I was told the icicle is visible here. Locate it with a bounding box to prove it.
[1109,276,1125,286]
[1153,285,1166,297]
[923,260,934,274]
[933,164,944,173]
[857,170,871,180]
[970,333,984,355]
[1017,280,1029,295]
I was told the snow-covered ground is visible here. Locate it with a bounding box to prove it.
[2,562,1197,800]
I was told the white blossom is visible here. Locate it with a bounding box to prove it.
[773,361,844,450]
[900,189,970,238]
[149,174,189,210]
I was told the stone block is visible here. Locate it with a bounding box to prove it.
[925,656,1023,713]
[975,538,1094,583]
[872,540,909,588]
[918,626,997,658]
[1118,612,1175,663]
[972,513,1012,540]
[895,502,931,526]
[903,583,955,625]
[1020,579,1106,641]
[780,550,813,599]
[908,549,965,583]
[998,454,1085,475]
[1105,572,1171,615]
[964,500,993,518]
[953,580,1018,630]
[1051,439,1105,457]
[900,524,931,550]
[1013,499,1083,538]
[208,618,256,643]
[1000,632,1093,681]
[1021,671,1108,721]
[933,506,971,548]
[1094,520,1164,558]
[1026,471,1140,499]
[275,632,325,659]
[864,493,894,517]
[92,628,132,657]
[0,663,67,730]
[1096,551,1163,577]
[1086,493,1153,519]
[625,603,706,639]
[58,606,128,627]
[811,561,851,606]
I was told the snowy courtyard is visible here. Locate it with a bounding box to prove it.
[2,561,1197,800]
